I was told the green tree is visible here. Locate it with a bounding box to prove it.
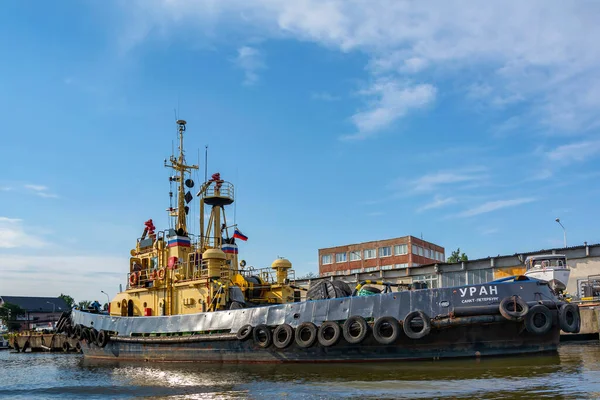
[0,303,25,331]
[447,248,468,263]
[77,300,91,310]
[59,293,75,309]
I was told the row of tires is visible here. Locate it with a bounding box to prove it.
[55,317,111,348]
[237,311,432,350]
[237,298,580,349]
[498,296,580,334]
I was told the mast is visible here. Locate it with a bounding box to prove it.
[165,120,199,235]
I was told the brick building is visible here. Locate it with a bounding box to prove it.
[319,236,445,277]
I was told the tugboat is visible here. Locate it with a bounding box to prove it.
[58,119,580,362]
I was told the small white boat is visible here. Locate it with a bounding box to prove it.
[524,254,570,292]
[0,337,9,350]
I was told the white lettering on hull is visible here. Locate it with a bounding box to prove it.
[459,285,499,298]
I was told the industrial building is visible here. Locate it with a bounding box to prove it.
[304,242,600,299]
[318,236,445,277]
[0,296,69,331]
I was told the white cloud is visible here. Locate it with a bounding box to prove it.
[24,183,58,198]
[119,1,600,135]
[546,140,600,164]
[342,79,436,140]
[0,217,48,249]
[234,46,265,86]
[311,91,340,101]
[417,196,457,213]
[0,254,128,302]
[456,198,536,218]
[405,167,487,193]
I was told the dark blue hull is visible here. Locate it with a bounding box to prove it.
[80,317,560,363]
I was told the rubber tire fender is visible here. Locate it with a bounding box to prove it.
[342,315,368,344]
[559,303,580,333]
[236,324,253,341]
[97,330,109,348]
[273,324,294,349]
[253,324,272,348]
[62,341,70,352]
[403,311,431,340]
[75,342,82,352]
[317,321,341,347]
[74,325,83,340]
[80,327,89,342]
[295,322,318,348]
[499,296,529,321]
[89,328,98,345]
[373,316,401,345]
[525,305,553,335]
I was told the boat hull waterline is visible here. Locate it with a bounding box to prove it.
[69,279,572,363]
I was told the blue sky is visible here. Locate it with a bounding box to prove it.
[1,1,599,302]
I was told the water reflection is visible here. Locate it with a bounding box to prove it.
[1,342,599,399]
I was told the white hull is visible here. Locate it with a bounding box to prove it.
[525,268,570,287]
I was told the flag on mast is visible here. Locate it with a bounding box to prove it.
[233,228,248,241]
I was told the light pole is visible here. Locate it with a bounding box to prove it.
[555,218,567,248]
[46,301,56,329]
[101,291,110,306]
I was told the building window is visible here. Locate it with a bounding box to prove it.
[423,249,430,258]
[418,247,424,256]
[441,271,467,288]
[412,274,439,289]
[394,244,408,255]
[365,266,379,272]
[364,249,376,259]
[350,268,362,274]
[349,250,361,261]
[322,254,332,264]
[467,269,494,285]
[394,263,408,269]
[336,252,347,263]
[381,265,393,270]
[411,263,420,267]
[379,246,392,257]
[412,244,418,254]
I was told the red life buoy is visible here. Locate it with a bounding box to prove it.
[129,272,139,286]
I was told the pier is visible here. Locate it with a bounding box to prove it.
[9,333,81,353]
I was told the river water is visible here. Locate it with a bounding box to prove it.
[1,341,600,399]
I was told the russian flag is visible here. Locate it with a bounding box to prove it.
[233,228,248,241]
[222,243,238,254]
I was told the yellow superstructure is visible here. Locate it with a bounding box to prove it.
[109,120,297,318]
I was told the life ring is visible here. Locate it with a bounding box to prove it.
[295,322,318,348]
[150,270,158,281]
[97,330,109,348]
[317,321,341,347]
[253,324,272,348]
[158,268,166,280]
[342,315,368,344]
[403,311,431,340]
[499,296,529,321]
[373,316,401,345]
[559,303,580,333]
[273,324,294,349]
[236,324,253,341]
[129,272,139,286]
[525,305,553,335]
